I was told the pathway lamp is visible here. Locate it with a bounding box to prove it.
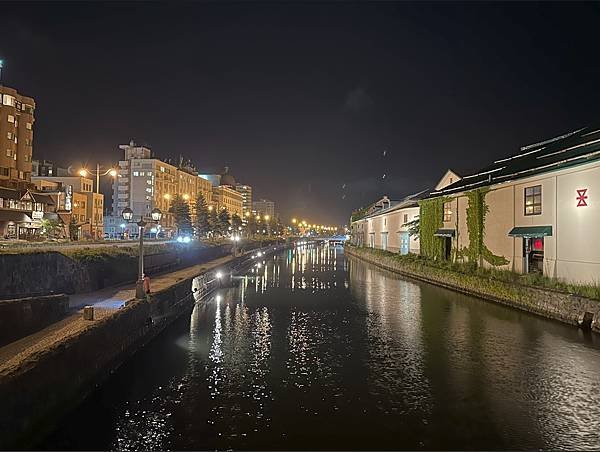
[121,206,163,299]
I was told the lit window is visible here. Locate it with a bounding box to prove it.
[5,149,10,157]
[26,122,32,130]
[443,202,452,222]
[133,171,139,176]
[3,95,15,107]
[7,115,15,123]
[6,132,12,139]
[524,185,542,215]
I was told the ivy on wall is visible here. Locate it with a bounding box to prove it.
[463,188,508,267]
[418,197,448,260]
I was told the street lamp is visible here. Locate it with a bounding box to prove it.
[79,164,118,239]
[121,206,163,299]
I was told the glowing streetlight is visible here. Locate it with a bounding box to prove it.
[121,206,162,299]
[183,193,190,201]
[292,218,297,224]
[79,168,89,177]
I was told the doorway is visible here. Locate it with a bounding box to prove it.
[399,232,409,255]
[523,237,544,273]
[444,237,452,260]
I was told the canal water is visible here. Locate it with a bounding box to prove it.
[42,244,600,450]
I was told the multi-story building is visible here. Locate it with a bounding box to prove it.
[112,141,214,237]
[112,141,177,236]
[212,185,243,218]
[32,175,104,239]
[0,85,35,190]
[235,183,253,217]
[253,198,275,218]
[31,159,68,177]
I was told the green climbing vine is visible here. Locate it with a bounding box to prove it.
[418,196,449,260]
[463,188,508,267]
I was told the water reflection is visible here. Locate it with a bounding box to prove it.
[42,244,600,451]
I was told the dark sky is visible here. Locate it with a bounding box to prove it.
[2,2,600,224]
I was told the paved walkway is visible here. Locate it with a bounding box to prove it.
[0,254,236,375]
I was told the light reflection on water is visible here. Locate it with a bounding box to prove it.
[42,244,600,451]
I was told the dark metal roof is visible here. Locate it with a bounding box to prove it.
[431,124,600,197]
[29,192,55,205]
[0,187,21,201]
[362,188,430,220]
[0,210,32,223]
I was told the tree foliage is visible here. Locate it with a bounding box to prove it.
[216,208,231,236]
[169,194,192,235]
[231,213,242,232]
[194,194,211,237]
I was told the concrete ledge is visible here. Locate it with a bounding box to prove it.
[0,294,69,347]
[345,246,600,333]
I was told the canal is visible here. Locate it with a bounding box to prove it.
[42,243,600,450]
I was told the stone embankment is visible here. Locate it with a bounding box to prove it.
[345,245,600,333]
[0,242,287,449]
[0,294,69,347]
[0,242,236,300]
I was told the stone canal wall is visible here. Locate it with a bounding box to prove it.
[0,294,69,346]
[0,298,153,449]
[0,243,232,299]
[345,246,600,333]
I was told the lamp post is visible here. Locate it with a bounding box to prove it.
[79,165,118,240]
[122,207,163,299]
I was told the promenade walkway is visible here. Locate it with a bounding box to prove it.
[0,254,235,375]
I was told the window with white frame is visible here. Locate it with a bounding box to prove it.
[443,202,452,222]
[524,185,542,215]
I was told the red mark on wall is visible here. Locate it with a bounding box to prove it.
[576,189,588,207]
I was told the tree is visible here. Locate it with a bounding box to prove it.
[169,194,192,235]
[208,208,218,236]
[195,194,211,237]
[404,216,420,238]
[69,217,79,241]
[41,218,62,239]
[217,208,231,236]
[246,214,258,236]
[231,213,242,233]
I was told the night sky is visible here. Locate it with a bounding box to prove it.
[2,2,599,224]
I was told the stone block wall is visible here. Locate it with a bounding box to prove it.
[0,294,69,346]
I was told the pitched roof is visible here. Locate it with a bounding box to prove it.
[431,124,600,197]
[0,187,21,200]
[362,188,429,220]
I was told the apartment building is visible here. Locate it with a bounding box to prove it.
[112,141,215,237]
[0,85,35,190]
[235,183,253,217]
[252,198,275,218]
[212,185,243,217]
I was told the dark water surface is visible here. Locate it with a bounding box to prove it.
[42,244,600,450]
